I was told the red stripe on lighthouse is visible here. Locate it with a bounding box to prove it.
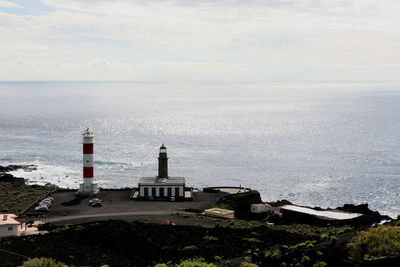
[83,144,93,154]
[83,167,94,178]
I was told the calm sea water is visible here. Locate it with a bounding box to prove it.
[0,82,399,217]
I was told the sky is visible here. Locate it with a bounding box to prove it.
[0,0,400,81]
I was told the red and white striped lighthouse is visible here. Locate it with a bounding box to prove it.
[79,128,98,195]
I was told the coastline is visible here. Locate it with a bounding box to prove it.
[1,164,399,267]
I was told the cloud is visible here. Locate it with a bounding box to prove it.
[0,0,400,80]
[0,0,23,8]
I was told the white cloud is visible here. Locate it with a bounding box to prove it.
[0,0,400,80]
[0,1,22,8]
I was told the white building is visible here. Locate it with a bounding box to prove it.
[0,214,20,237]
[138,145,186,200]
[250,203,268,214]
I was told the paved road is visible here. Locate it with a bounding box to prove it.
[47,210,175,223]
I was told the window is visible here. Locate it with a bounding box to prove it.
[152,187,156,197]
[167,187,172,197]
[8,226,13,231]
[144,187,148,197]
[175,187,180,197]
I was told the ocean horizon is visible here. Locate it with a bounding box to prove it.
[1,81,399,217]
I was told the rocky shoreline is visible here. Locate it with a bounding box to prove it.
[0,164,37,173]
[0,165,394,226]
[0,164,36,186]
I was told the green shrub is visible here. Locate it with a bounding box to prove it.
[19,257,68,267]
[301,255,310,264]
[242,237,262,243]
[264,251,281,260]
[241,263,259,267]
[213,256,222,261]
[203,235,219,241]
[176,258,216,267]
[290,240,316,250]
[348,225,400,262]
[181,245,199,252]
[320,233,329,240]
[337,226,352,235]
[313,262,328,267]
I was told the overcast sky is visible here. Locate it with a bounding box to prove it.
[1,0,399,81]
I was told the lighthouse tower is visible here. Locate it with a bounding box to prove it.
[79,128,98,195]
[158,144,168,180]
[137,144,187,200]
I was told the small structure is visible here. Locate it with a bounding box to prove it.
[250,203,267,214]
[79,128,98,195]
[137,144,187,200]
[265,203,282,216]
[0,214,19,237]
[204,208,235,219]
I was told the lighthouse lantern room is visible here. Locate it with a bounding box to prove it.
[78,128,99,195]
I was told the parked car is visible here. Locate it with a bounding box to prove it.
[88,198,102,206]
[160,220,176,226]
[91,201,103,207]
[35,206,49,211]
[39,202,51,208]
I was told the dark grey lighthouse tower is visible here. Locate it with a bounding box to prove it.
[158,144,168,178]
[137,144,188,200]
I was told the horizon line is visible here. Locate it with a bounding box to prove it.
[1,80,400,83]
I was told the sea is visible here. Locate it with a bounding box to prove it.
[0,81,399,217]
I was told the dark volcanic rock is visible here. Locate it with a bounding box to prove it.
[268,199,292,207]
[0,164,37,172]
[0,173,25,185]
[336,203,392,224]
[217,190,263,219]
[0,220,310,267]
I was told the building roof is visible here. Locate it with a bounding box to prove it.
[281,205,363,220]
[139,177,185,185]
[204,208,235,219]
[0,214,20,226]
[265,203,282,211]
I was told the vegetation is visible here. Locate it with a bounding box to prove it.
[0,182,51,215]
[155,258,216,267]
[19,258,67,267]
[241,263,259,267]
[348,225,400,262]
[1,218,399,267]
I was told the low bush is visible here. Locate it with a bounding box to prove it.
[348,225,400,262]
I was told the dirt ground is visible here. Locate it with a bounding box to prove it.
[0,182,53,215]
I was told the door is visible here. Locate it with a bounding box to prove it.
[175,187,180,197]
[160,187,164,197]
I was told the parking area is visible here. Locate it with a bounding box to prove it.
[24,189,226,225]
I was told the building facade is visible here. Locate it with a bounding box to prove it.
[0,214,19,237]
[138,144,186,200]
